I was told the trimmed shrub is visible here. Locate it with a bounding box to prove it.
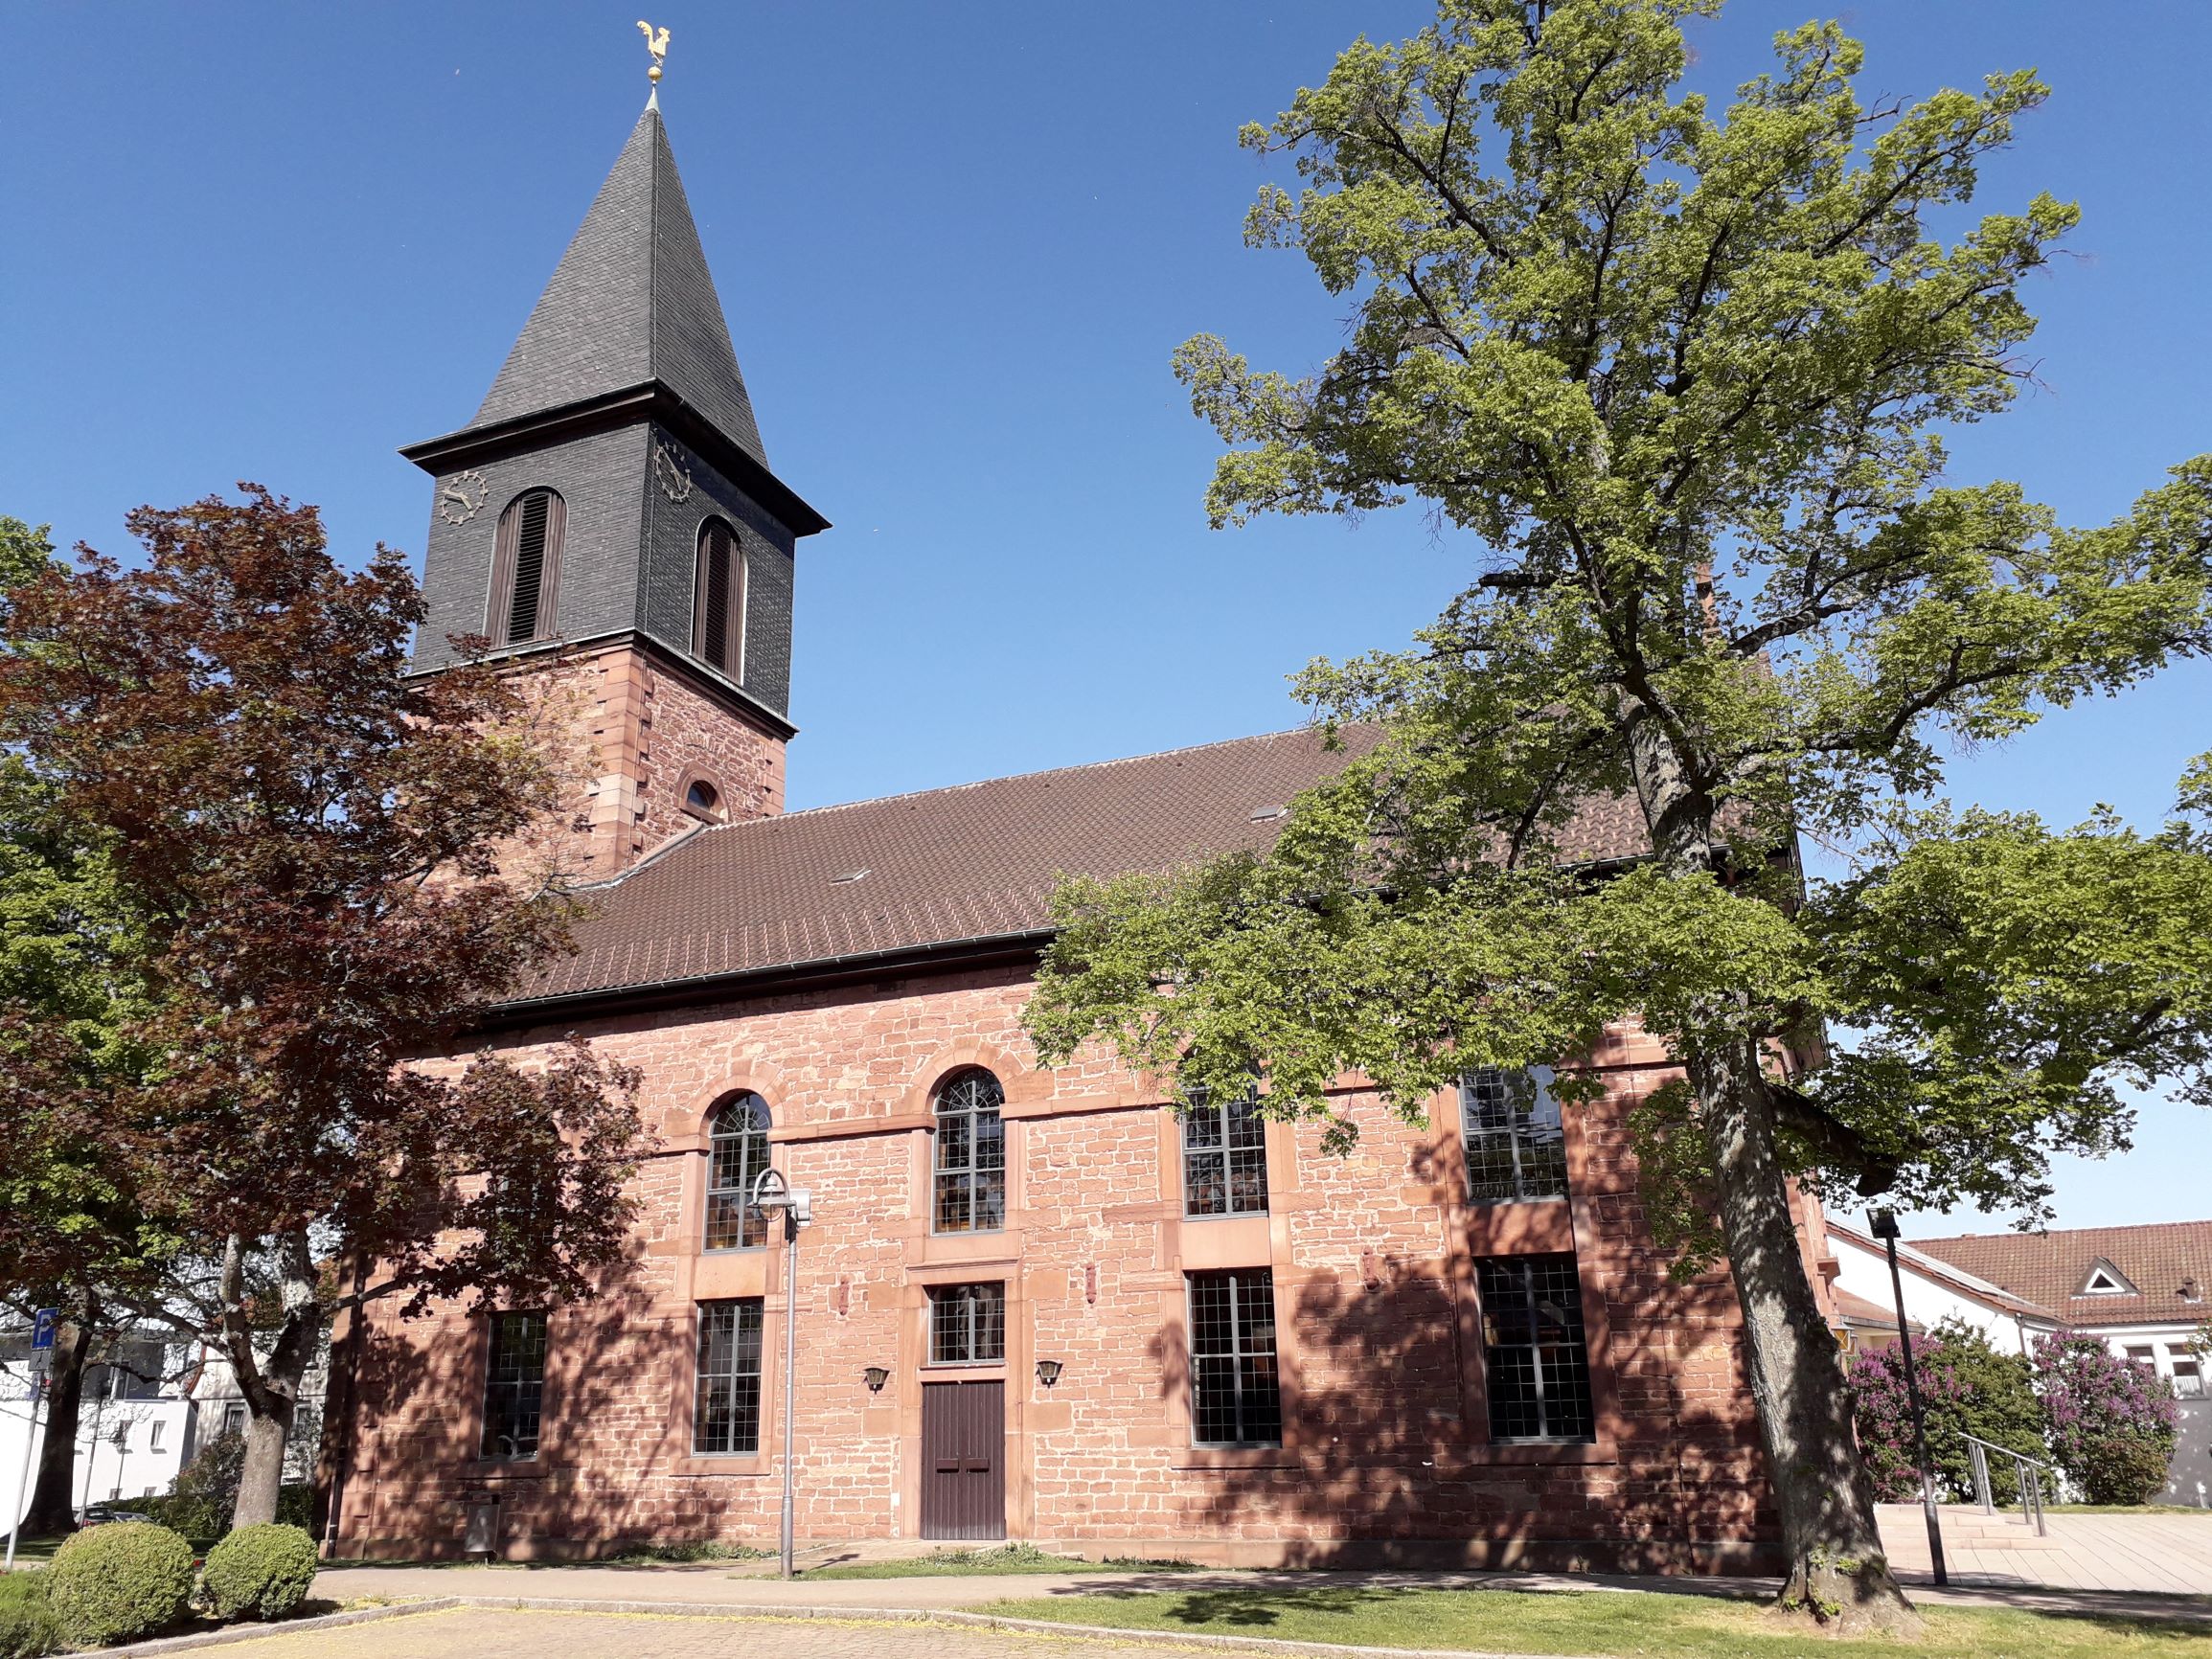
[2035,1329,2179,1505]
[0,1572,63,1659]
[44,1521,195,1648]
[201,1523,319,1622]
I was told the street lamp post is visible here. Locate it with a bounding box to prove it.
[751,1168,811,1580]
[1870,1209,1946,1586]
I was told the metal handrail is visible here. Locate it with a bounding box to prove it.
[1959,1430,2053,1536]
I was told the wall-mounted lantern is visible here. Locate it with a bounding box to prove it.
[1035,1359,1063,1389]
[862,1365,890,1394]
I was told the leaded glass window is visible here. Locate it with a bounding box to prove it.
[1476,1254,1595,1443]
[933,1069,1005,1234]
[480,1311,547,1460]
[1188,1269,1282,1446]
[928,1283,1006,1365]
[1183,1092,1268,1217]
[704,1093,771,1250]
[694,1299,765,1455]
[1460,1066,1569,1203]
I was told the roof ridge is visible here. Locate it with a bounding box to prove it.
[761,724,1336,824]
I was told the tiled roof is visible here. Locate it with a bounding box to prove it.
[1913,1223,2212,1329]
[1824,1218,2056,1322]
[1832,1286,1922,1333]
[510,726,1651,1008]
[468,104,766,465]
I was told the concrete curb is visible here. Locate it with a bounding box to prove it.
[82,1599,464,1658]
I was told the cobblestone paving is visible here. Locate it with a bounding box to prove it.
[211,1608,1206,1659]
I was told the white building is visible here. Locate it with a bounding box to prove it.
[1,1329,194,1534]
[1826,1218,2211,1507]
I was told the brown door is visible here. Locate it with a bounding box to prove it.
[921,1380,1005,1540]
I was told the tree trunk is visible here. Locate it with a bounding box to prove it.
[1619,693,1916,1629]
[22,1298,92,1535]
[1696,1038,1917,1631]
[221,1230,325,1531]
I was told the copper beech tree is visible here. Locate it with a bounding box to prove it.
[1025,0,2212,1631]
[0,486,650,1529]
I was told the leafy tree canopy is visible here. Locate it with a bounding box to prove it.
[1025,0,2212,1623]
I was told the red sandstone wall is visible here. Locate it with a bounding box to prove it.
[337,968,1806,1571]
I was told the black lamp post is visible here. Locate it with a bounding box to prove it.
[1870,1209,1946,1585]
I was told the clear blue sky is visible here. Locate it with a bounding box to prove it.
[3,4,2205,1234]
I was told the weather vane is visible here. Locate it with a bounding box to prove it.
[636,20,671,87]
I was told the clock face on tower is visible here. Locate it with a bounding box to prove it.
[653,443,693,503]
[437,470,489,526]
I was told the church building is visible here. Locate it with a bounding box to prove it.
[327,95,1847,1571]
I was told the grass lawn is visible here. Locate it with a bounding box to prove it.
[0,1538,61,1563]
[977,1584,2212,1658]
[802,1543,1198,1579]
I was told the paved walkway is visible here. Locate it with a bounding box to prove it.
[1876,1502,2212,1596]
[127,1606,1220,1659]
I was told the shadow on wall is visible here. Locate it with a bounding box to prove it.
[1141,1136,1772,1570]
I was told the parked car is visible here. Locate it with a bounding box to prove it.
[75,1504,153,1527]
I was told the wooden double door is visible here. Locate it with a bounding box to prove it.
[920,1379,1005,1540]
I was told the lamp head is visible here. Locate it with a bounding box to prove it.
[1869,1209,1901,1240]
[1035,1358,1063,1388]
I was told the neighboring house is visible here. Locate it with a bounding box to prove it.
[1826,1218,2212,1507]
[184,1337,332,1485]
[1828,1285,1923,1356]
[1912,1224,2212,1508]
[1,1328,194,1531]
[331,96,1852,1572]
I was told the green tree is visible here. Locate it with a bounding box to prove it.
[1023,1,2212,1627]
[0,487,651,1528]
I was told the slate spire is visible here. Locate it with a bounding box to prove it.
[467,103,767,466]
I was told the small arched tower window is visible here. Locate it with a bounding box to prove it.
[684,778,723,822]
[693,516,746,676]
[704,1092,772,1250]
[488,489,566,646]
[932,1069,1005,1235]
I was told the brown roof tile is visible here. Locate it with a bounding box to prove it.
[511,726,1651,1008]
[1913,1223,2212,1329]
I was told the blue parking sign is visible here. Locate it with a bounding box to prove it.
[30,1309,58,1352]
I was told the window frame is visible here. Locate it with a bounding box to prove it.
[479,1310,549,1462]
[702,1093,773,1252]
[1186,1268,1284,1448]
[692,515,747,678]
[1182,1092,1269,1218]
[1460,1065,1571,1205]
[931,1069,1007,1236]
[1475,1254,1597,1445]
[486,489,566,647]
[926,1283,1008,1367]
[693,1298,766,1456]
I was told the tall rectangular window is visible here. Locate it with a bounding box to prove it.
[694,1300,765,1455]
[1187,1269,1282,1447]
[1461,1066,1569,1203]
[928,1283,1007,1365]
[480,1311,548,1460]
[933,1070,1006,1235]
[1477,1254,1595,1443]
[1183,1093,1268,1217]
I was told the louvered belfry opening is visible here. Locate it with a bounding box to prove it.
[488,489,565,647]
[693,517,744,675]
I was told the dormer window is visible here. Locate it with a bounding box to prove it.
[488,489,565,646]
[2079,1258,2137,1296]
[693,517,746,677]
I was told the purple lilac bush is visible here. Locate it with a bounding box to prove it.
[2033,1330,2178,1505]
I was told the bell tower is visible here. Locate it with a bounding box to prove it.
[402,95,828,878]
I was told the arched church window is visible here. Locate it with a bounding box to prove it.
[684,778,723,822]
[488,489,566,646]
[932,1069,1005,1235]
[703,1092,772,1250]
[693,517,746,676]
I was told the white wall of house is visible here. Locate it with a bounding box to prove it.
[1,1339,193,1535]
[1829,1230,2042,1354]
[2070,1322,2210,1507]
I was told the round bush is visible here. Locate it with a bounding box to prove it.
[45,1520,195,1648]
[2078,1432,2175,1506]
[201,1522,319,1622]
